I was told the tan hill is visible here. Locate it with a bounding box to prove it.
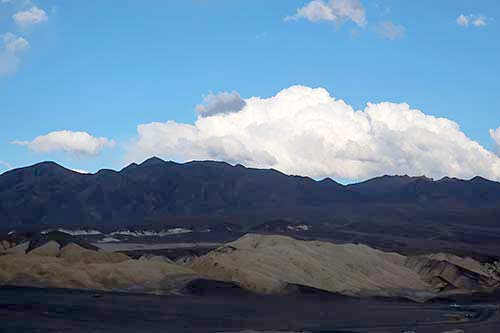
[27,240,61,257]
[59,243,129,264]
[2,233,499,299]
[190,234,430,297]
[0,242,198,293]
[4,242,29,255]
[191,234,500,298]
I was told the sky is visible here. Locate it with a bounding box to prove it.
[1,0,500,182]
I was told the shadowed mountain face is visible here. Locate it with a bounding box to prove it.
[347,174,500,207]
[1,158,500,241]
[0,158,354,228]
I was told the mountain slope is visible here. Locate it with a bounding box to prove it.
[0,158,355,228]
[190,234,500,297]
[347,174,500,207]
[1,158,500,235]
[191,234,430,296]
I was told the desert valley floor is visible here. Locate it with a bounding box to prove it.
[1,286,500,333]
[2,230,500,332]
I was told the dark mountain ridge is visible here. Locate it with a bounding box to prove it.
[1,157,500,232]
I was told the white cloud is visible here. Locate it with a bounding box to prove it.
[12,130,115,156]
[0,33,29,75]
[1,32,29,52]
[13,6,48,26]
[126,85,500,181]
[456,14,469,27]
[472,15,488,27]
[286,0,366,27]
[377,21,405,40]
[456,14,488,28]
[196,91,247,117]
[490,127,500,152]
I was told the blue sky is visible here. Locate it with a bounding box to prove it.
[1,0,500,181]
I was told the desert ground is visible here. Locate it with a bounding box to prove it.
[2,231,500,332]
[1,286,500,333]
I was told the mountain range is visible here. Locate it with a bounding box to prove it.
[2,157,500,257]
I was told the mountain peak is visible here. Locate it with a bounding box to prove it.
[469,176,494,184]
[140,156,166,167]
[21,161,77,176]
[438,176,462,183]
[120,162,139,172]
[319,177,343,187]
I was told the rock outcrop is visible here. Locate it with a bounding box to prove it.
[405,254,500,292]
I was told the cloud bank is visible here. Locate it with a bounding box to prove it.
[0,33,29,75]
[196,91,247,117]
[12,130,115,156]
[13,6,48,26]
[126,86,500,181]
[286,0,366,27]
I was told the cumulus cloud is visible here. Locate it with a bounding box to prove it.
[126,86,500,181]
[490,127,500,152]
[456,14,489,28]
[286,0,366,27]
[13,6,48,26]
[12,130,115,156]
[196,91,247,117]
[377,21,405,40]
[0,33,29,75]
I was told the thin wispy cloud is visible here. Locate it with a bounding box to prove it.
[377,21,405,40]
[456,14,489,28]
[13,6,48,26]
[1,5,49,76]
[0,33,29,76]
[286,0,366,27]
[12,130,116,156]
